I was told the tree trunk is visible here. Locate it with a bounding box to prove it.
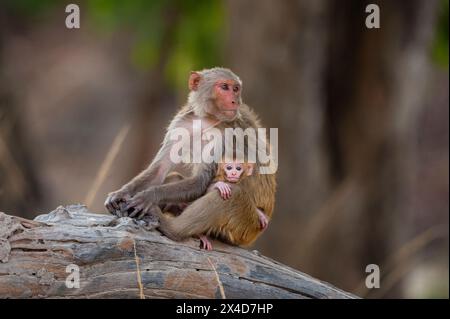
[0,205,355,299]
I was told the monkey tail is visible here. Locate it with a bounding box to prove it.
[157,214,187,242]
[156,193,222,242]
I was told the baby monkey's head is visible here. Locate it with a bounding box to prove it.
[218,161,254,183]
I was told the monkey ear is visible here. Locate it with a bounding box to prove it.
[246,163,254,176]
[189,71,202,91]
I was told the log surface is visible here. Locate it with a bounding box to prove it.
[0,204,356,299]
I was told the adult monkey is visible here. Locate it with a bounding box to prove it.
[105,68,276,247]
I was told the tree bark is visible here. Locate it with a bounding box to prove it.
[0,204,355,299]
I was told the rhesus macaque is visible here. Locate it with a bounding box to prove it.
[196,161,269,250]
[163,161,253,211]
[209,161,254,199]
[105,67,276,249]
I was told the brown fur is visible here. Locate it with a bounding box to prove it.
[213,162,252,184]
[157,104,276,246]
[105,67,276,246]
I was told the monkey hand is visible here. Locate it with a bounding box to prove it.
[199,235,213,251]
[257,208,269,230]
[214,181,232,200]
[104,188,132,217]
[122,190,156,219]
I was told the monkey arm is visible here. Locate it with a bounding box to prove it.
[104,142,174,215]
[122,160,171,194]
[212,181,232,200]
[123,163,216,216]
[121,140,175,194]
[104,160,170,215]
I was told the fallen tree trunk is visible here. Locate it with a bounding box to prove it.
[0,205,356,299]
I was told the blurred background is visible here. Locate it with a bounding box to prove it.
[0,0,448,298]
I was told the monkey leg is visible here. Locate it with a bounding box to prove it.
[162,202,189,216]
[129,202,162,220]
[156,192,221,242]
[125,171,186,219]
[162,171,184,183]
[126,171,192,219]
[124,163,216,217]
[160,172,190,216]
[157,186,262,246]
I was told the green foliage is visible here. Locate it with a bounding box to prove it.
[4,0,225,90]
[3,0,59,25]
[86,0,165,70]
[86,0,225,90]
[432,0,449,68]
[3,0,56,16]
[166,0,225,90]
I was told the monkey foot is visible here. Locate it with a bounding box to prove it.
[257,209,269,230]
[199,235,213,251]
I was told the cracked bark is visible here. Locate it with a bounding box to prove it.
[0,204,356,299]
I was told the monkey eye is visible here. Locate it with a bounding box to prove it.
[236,166,242,171]
[221,83,229,90]
[233,86,240,93]
[226,165,233,170]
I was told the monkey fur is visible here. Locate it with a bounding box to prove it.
[105,67,276,247]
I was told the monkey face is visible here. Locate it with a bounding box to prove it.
[223,162,244,182]
[222,161,254,183]
[188,69,243,122]
[213,79,241,120]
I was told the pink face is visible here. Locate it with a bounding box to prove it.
[223,162,245,183]
[213,79,241,119]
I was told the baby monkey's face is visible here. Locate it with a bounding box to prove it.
[223,163,244,182]
[222,162,253,183]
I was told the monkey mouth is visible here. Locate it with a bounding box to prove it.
[227,177,239,182]
[222,109,238,120]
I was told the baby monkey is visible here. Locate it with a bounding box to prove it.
[198,160,269,250]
